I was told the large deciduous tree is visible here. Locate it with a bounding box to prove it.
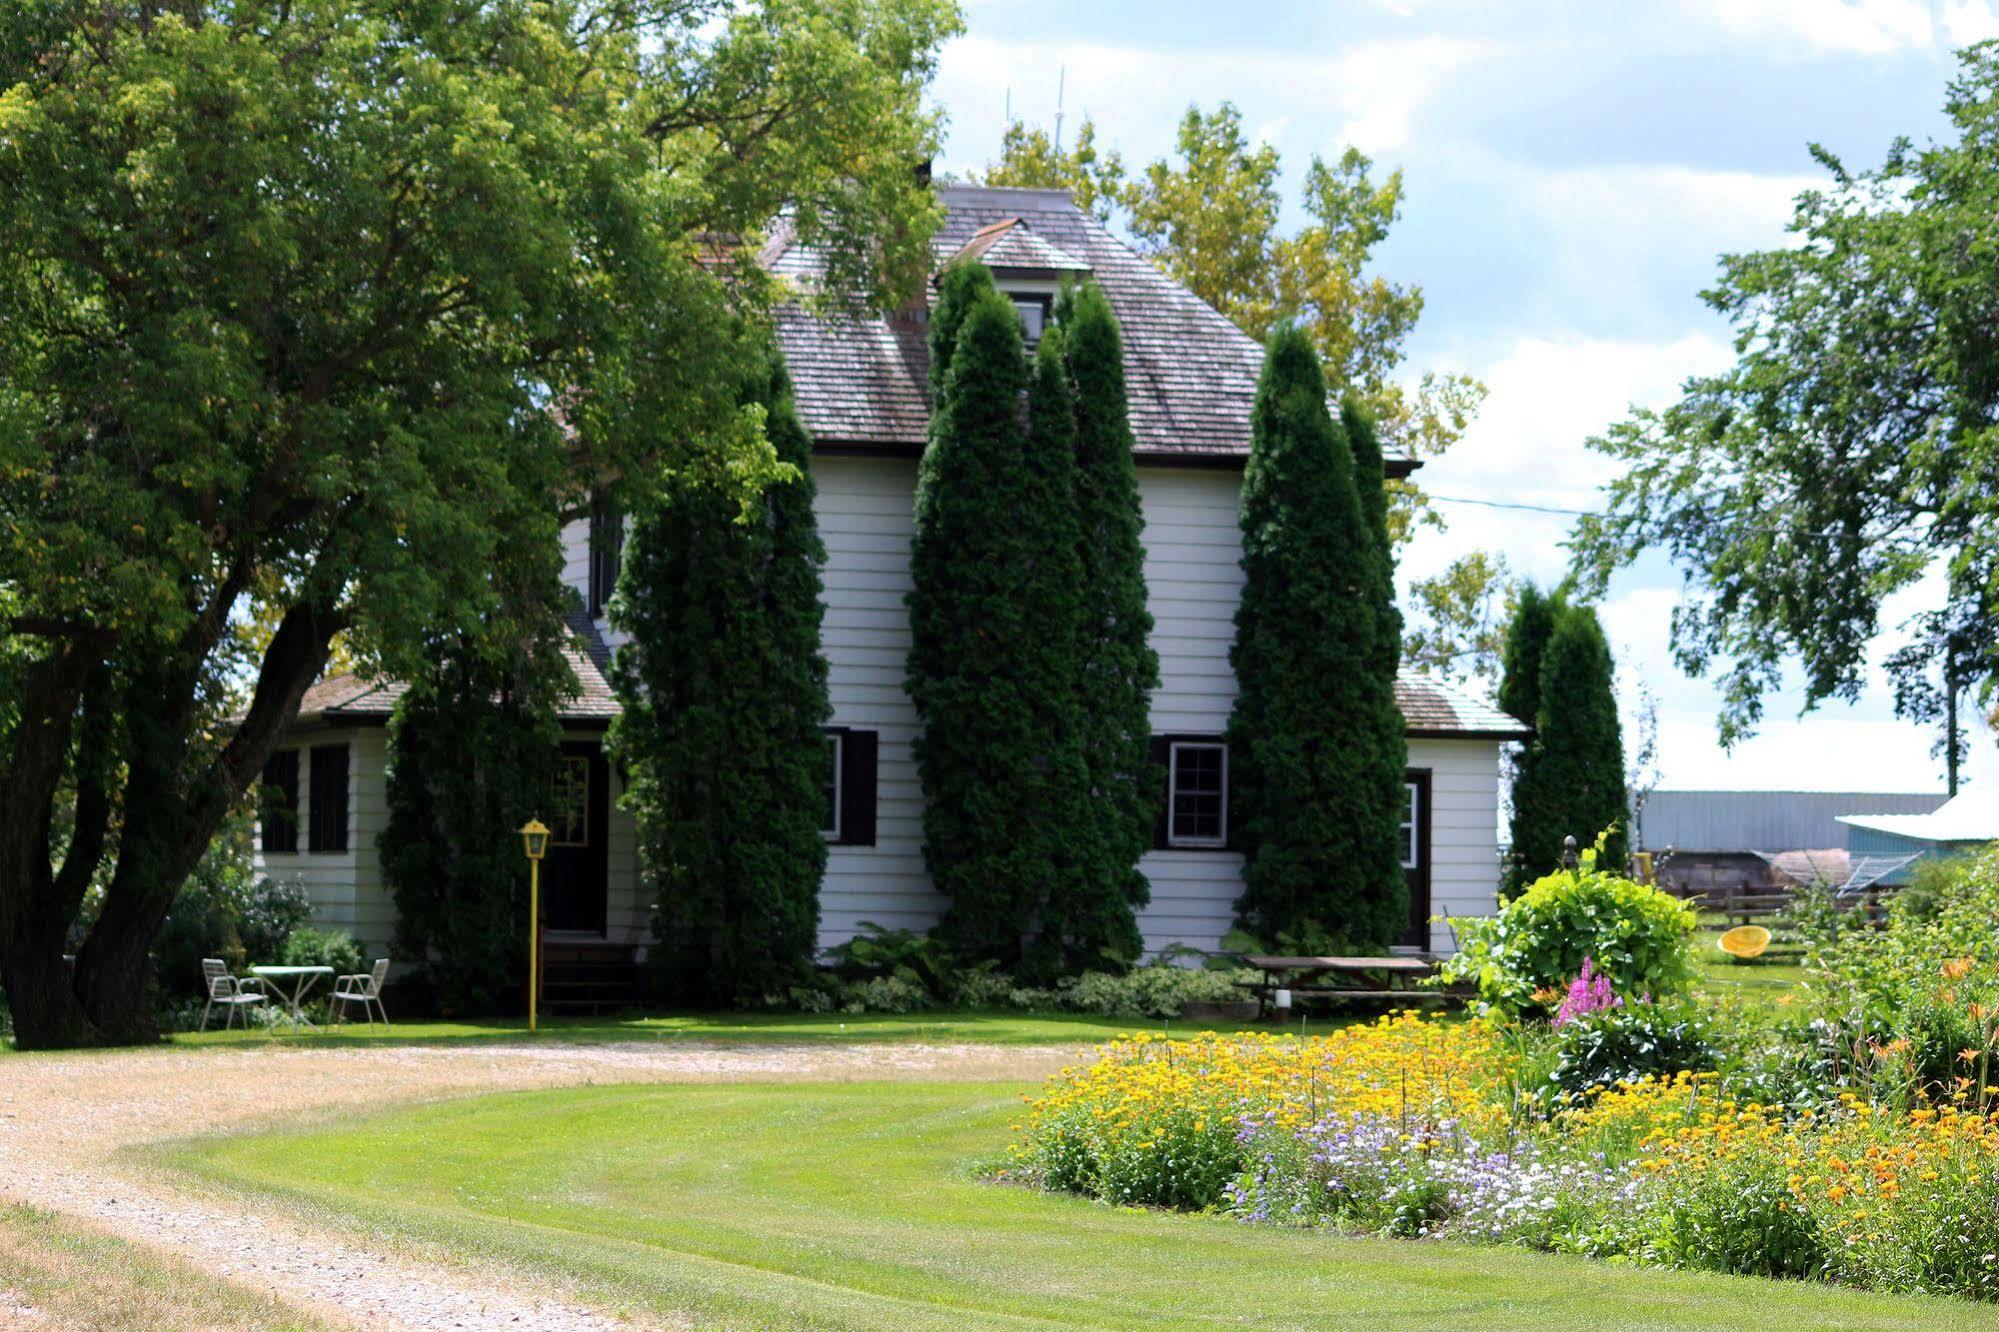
[1507,604,1627,892]
[1570,47,1999,791]
[0,0,959,1047]
[1228,325,1407,950]
[608,350,831,1006]
[1059,283,1160,962]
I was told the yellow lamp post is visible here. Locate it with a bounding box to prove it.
[519,819,551,1033]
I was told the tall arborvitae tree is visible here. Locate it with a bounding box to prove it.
[382,637,567,1016]
[1022,328,1128,968]
[1228,325,1408,949]
[1060,282,1160,956]
[1508,604,1628,887]
[608,351,831,1006]
[382,552,570,1016]
[1341,397,1411,935]
[907,271,1093,976]
[1498,582,1563,725]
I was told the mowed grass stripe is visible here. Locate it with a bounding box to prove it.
[165,1080,1987,1331]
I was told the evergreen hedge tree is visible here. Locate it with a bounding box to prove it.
[608,350,831,1006]
[1060,282,1160,959]
[1507,604,1628,889]
[907,271,1095,976]
[1498,582,1563,725]
[382,570,569,1015]
[1228,325,1409,949]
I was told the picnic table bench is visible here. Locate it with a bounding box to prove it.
[1245,954,1450,1018]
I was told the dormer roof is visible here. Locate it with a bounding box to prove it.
[942,216,1091,281]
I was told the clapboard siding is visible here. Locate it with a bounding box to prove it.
[1132,468,1245,950]
[279,453,1508,966]
[814,455,938,946]
[1407,737,1506,953]
[252,727,395,960]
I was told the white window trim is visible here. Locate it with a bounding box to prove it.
[1401,779,1421,870]
[821,730,844,842]
[1167,740,1229,850]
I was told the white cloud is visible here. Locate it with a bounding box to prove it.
[929,32,1492,172]
[1400,329,1733,587]
[1677,0,1935,56]
[1940,0,1999,42]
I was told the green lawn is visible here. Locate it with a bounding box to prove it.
[169,1079,1998,1330]
[0,1203,331,1331]
[157,1008,1270,1052]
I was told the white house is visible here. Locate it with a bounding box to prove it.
[254,184,1526,983]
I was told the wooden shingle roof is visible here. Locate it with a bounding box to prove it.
[291,621,620,728]
[770,184,1416,471]
[1394,675,1532,740]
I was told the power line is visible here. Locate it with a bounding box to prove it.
[1423,492,1591,512]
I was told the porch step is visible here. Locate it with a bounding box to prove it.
[539,942,645,1015]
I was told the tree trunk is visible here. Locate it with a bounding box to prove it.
[0,645,97,1048]
[73,600,340,1043]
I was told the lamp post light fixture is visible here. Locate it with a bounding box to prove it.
[520,818,551,1033]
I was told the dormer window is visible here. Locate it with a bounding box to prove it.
[1011,293,1052,346]
[937,217,1090,354]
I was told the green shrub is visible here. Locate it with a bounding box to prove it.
[282,927,364,978]
[1649,1158,1826,1279]
[1059,965,1252,1019]
[1544,1001,1720,1100]
[838,974,931,1014]
[824,922,956,995]
[1441,841,1697,1015]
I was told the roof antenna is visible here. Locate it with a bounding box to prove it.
[1053,66,1067,154]
[1004,84,1012,126]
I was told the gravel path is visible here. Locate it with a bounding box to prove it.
[0,1040,1076,1330]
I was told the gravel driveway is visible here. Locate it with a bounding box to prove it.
[0,1039,1076,1330]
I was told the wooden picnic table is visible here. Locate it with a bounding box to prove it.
[1244,954,1443,1018]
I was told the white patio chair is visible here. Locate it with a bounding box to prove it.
[331,959,391,1027]
[200,958,268,1031]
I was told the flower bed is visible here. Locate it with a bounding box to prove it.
[1009,1014,1999,1301]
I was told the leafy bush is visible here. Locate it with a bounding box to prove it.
[1647,1153,1826,1279]
[837,974,932,1014]
[236,877,311,969]
[282,927,364,978]
[824,922,956,994]
[1545,1001,1720,1100]
[150,812,312,1002]
[1441,842,1696,1015]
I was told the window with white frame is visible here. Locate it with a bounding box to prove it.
[820,729,843,840]
[1401,779,1421,870]
[1167,741,1228,848]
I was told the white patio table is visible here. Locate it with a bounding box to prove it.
[248,964,334,1032]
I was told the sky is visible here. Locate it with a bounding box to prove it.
[925,0,1999,797]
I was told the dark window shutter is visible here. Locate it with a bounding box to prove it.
[308,745,350,853]
[838,729,878,847]
[261,750,299,854]
[1150,735,1172,850]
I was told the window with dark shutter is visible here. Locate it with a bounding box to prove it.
[588,493,623,618]
[831,728,877,847]
[260,750,299,854]
[308,744,350,853]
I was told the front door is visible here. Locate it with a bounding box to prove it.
[541,740,609,935]
[1400,769,1433,950]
